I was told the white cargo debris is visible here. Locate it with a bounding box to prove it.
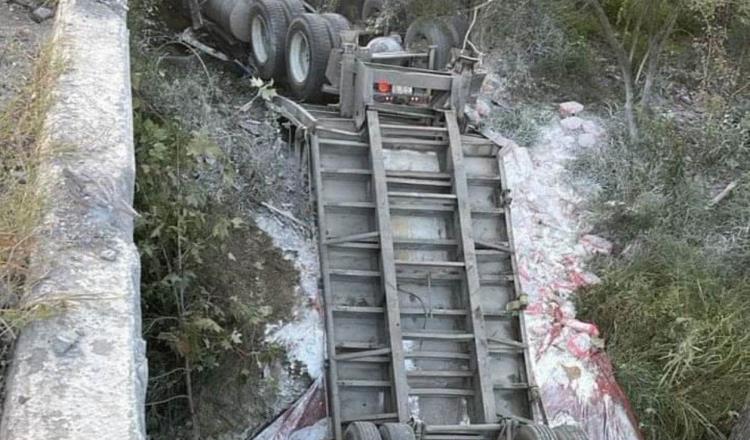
[559,101,584,116]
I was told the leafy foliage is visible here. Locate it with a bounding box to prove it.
[579,239,750,439]
[133,110,297,437]
[135,115,244,367]
[575,95,750,439]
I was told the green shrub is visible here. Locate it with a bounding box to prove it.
[133,111,298,438]
[579,238,750,439]
[488,105,555,147]
[575,103,750,439]
[572,107,750,252]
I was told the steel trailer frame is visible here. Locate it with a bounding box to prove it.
[271,38,545,439]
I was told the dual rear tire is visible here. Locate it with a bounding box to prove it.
[285,13,333,102]
[248,0,351,102]
[404,15,469,70]
[248,0,306,78]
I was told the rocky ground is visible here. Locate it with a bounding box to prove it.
[0,0,53,417]
[0,1,53,109]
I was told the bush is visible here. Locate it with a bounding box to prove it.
[579,239,750,439]
[134,110,300,438]
[488,104,555,147]
[575,103,750,439]
[128,3,310,436]
[572,107,750,255]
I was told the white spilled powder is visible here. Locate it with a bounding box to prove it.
[500,116,642,439]
[255,212,326,379]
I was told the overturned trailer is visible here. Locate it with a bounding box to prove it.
[184,2,591,439]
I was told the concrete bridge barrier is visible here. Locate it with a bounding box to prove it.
[0,0,146,438]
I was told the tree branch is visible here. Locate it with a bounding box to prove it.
[587,0,639,140]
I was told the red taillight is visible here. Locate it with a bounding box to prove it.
[375,80,392,93]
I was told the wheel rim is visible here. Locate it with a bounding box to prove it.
[289,31,311,84]
[251,15,270,64]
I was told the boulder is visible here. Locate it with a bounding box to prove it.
[31,6,54,23]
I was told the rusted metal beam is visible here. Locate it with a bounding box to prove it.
[445,110,497,424]
[309,134,343,439]
[367,110,411,422]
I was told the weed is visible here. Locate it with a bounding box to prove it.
[575,103,750,438]
[489,104,555,147]
[0,39,63,397]
[128,2,310,434]
[578,239,750,439]
[132,65,301,439]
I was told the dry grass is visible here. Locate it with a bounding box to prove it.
[0,38,64,384]
[575,106,750,439]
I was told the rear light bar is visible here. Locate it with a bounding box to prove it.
[372,81,429,105]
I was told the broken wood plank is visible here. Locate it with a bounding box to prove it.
[329,269,381,278]
[395,260,465,268]
[474,240,512,253]
[388,192,458,200]
[325,231,379,245]
[319,138,369,148]
[387,177,453,188]
[337,356,391,363]
[322,168,372,178]
[381,124,448,133]
[386,170,452,180]
[393,238,458,249]
[407,370,474,378]
[402,332,475,341]
[381,137,449,146]
[336,341,387,350]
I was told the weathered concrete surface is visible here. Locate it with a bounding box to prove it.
[0,0,147,439]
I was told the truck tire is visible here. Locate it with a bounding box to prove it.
[379,423,415,440]
[361,0,384,21]
[345,422,382,440]
[286,13,333,102]
[405,18,454,70]
[321,13,352,48]
[442,14,470,48]
[514,424,557,440]
[552,425,589,440]
[278,0,305,19]
[249,0,290,79]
